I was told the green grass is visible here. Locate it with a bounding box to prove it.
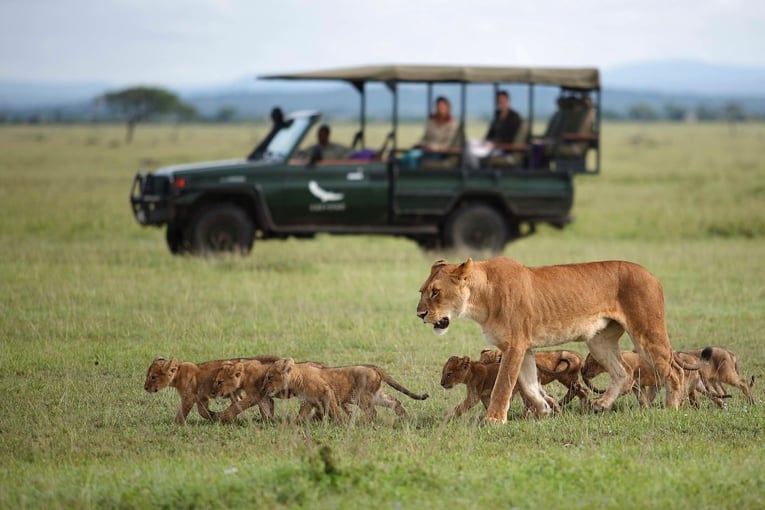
[1,122,763,509]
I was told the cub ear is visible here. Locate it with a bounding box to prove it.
[167,358,179,373]
[461,356,471,368]
[284,358,295,374]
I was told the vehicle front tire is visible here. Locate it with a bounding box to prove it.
[443,203,512,254]
[165,224,189,254]
[189,204,254,255]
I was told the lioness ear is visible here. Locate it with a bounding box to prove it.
[456,258,473,281]
[428,259,449,277]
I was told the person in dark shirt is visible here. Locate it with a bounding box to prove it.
[486,90,521,144]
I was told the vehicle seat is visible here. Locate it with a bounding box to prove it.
[420,122,464,169]
[555,97,596,158]
[483,119,529,169]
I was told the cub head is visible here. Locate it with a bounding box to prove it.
[580,354,607,393]
[262,358,294,397]
[417,258,474,335]
[440,356,472,389]
[479,349,502,364]
[213,361,244,398]
[144,357,179,393]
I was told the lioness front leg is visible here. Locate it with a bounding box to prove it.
[485,343,526,424]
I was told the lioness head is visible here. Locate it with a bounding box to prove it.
[262,358,293,397]
[440,356,472,388]
[417,259,474,335]
[213,361,243,398]
[144,357,179,393]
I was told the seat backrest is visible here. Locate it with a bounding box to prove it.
[513,119,529,145]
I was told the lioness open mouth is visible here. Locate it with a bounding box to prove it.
[434,317,450,330]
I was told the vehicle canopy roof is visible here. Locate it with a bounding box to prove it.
[261,64,600,90]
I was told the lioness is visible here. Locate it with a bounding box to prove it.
[581,351,712,408]
[417,257,683,423]
[683,346,755,406]
[440,355,560,418]
[262,358,429,424]
[480,349,589,407]
[144,357,239,424]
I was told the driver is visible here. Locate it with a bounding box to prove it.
[299,124,351,161]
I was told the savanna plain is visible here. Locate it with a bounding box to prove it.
[0,121,763,509]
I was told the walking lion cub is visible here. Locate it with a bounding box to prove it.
[262,358,429,424]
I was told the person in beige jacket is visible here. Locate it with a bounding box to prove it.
[418,96,458,150]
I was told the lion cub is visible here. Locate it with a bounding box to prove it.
[262,358,429,424]
[441,355,560,418]
[480,349,589,408]
[213,359,324,423]
[144,357,238,424]
[683,347,755,406]
[144,355,279,424]
[581,351,712,408]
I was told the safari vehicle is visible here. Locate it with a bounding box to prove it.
[130,65,601,255]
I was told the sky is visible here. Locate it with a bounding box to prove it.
[1,0,764,87]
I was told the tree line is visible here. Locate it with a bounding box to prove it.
[1,86,763,135]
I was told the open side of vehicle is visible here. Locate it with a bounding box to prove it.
[130,65,601,255]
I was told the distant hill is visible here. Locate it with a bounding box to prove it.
[602,60,765,96]
[2,60,764,121]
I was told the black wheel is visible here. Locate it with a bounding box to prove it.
[165,224,189,254]
[443,203,512,253]
[189,204,254,255]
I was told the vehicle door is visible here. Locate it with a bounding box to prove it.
[268,160,389,227]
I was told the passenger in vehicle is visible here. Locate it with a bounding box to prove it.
[467,90,525,168]
[299,124,352,161]
[485,90,522,145]
[418,96,459,151]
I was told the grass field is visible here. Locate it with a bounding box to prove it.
[1,121,764,509]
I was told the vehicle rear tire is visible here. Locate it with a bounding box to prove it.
[189,204,254,255]
[443,203,511,254]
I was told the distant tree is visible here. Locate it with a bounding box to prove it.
[628,103,658,121]
[723,102,746,122]
[695,104,719,121]
[600,109,623,121]
[663,103,688,122]
[101,86,196,142]
[215,106,238,123]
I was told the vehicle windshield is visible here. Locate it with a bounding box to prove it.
[262,117,312,160]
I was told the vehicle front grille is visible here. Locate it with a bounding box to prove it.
[142,175,172,196]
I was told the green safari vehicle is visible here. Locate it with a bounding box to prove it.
[130,65,601,254]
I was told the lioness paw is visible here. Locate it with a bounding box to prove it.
[481,416,507,426]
